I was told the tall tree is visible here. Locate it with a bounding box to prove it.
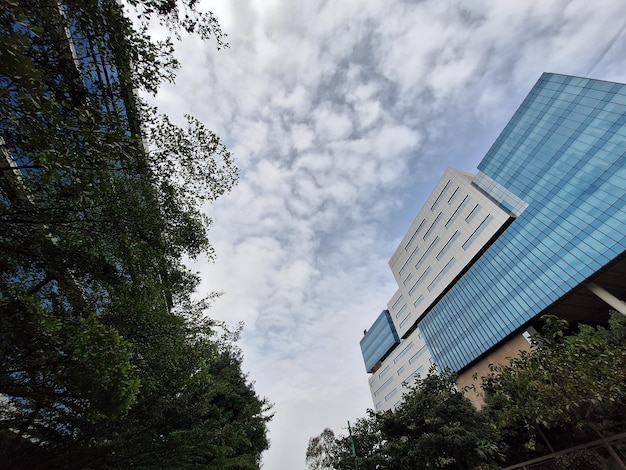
[309,314,626,470]
[1,0,269,467]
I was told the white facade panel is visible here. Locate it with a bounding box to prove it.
[388,168,510,338]
[368,168,513,412]
[369,326,432,412]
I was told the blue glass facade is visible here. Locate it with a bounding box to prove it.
[361,310,401,372]
[419,73,626,371]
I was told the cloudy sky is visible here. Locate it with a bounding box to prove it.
[150,1,626,468]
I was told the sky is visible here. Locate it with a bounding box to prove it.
[149,1,626,468]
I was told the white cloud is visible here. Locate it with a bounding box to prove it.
[354,99,383,130]
[290,124,316,152]
[313,103,354,141]
[273,85,312,117]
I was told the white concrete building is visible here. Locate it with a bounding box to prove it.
[362,168,518,411]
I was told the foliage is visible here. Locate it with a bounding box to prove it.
[306,428,341,470]
[307,368,501,470]
[127,0,229,49]
[378,367,502,470]
[309,313,626,469]
[347,416,388,470]
[481,312,626,460]
[554,448,605,470]
[88,317,272,470]
[1,0,270,467]
[306,417,386,470]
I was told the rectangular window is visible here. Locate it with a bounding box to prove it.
[399,244,420,276]
[402,272,413,286]
[463,215,493,250]
[391,295,403,310]
[394,342,414,363]
[399,312,413,329]
[465,204,480,223]
[428,258,457,292]
[445,195,469,228]
[447,187,460,203]
[415,238,439,274]
[385,388,398,402]
[378,365,391,379]
[408,267,431,296]
[404,366,425,385]
[405,219,426,251]
[413,295,424,308]
[423,212,442,240]
[431,180,451,211]
[373,377,393,397]
[436,230,460,260]
[409,346,428,365]
[394,304,407,319]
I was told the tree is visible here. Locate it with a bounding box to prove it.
[89,317,272,470]
[481,312,626,461]
[306,417,385,470]
[1,0,270,467]
[307,428,341,470]
[307,368,501,470]
[378,367,502,470]
[310,314,626,470]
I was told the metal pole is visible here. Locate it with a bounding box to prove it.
[348,421,359,470]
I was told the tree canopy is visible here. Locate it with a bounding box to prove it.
[307,313,626,470]
[481,312,626,460]
[307,368,501,470]
[1,0,270,467]
[378,367,501,470]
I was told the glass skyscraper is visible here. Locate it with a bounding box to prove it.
[361,73,626,411]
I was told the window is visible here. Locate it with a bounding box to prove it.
[431,180,451,210]
[373,378,393,397]
[437,231,460,260]
[395,304,407,319]
[415,237,440,270]
[408,267,431,296]
[446,195,469,228]
[447,187,460,203]
[405,219,426,251]
[399,244,420,276]
[394,342,414,363]
[399,312,413,329]
[385,388,398,402]
[465,204,480,222]
[428,258,456,292]
[463,215,493,250]
[409,346,428,365]
[423,212,443,240]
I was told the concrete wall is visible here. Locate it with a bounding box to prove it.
[457,333,532,408]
